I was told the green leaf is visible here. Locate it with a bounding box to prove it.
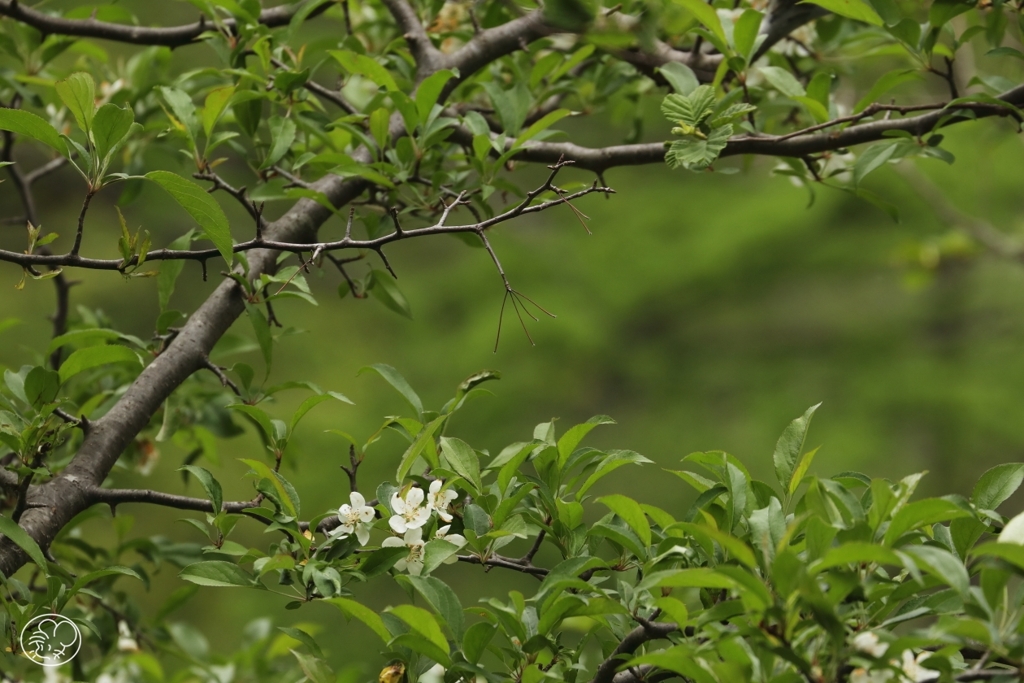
[674,0,728,46]
[416,69,457,124]
[145,171,233,265]
[422,539,460,575]
[0,514,47,568]
[483,82,530,136]
[358,545,408,577]
[369,269,413,319]
[329,50,399,92]
[24,365,60,406]
[758,66,806,98]
[440,437,483,494]
[59,345,141,384]
[597,494,651,547]
[260,115,296,170]
[812,542,902,572]
[291,650,334,683]
[904,545,969,597]
[69,565,142,597]
[883,498,971,547]
[369,108,390,150]
[929,0,973,27]
[404,575,464,638]
[666,125,731,170]
[358,364,423,417]
[576,450,653,499]
[516,108,572,146]
[854,70,922,112]
[461,622,495,665]
[92,103,134,165]
[853,141,900,185]
[665,521,757,569]
[388,604,450,660]
[245,303,273,376]
[240,459,300,518]
[773,403,820,494]
[278,626,324,658]
[178,560,258,587]
[973,542,1024,570]
[543,0,595,30]
[327,593,391,643]
[203,86,236,138]
[0,108,66,153]
[179,465,223,513]
[157,230,195,310]
[972,463,1024,511]
[396,415,445,482]
[289,392,353,434]
[733,9,764,61]
[558,415,615,467]
[802,0,883,26]
[659,62,700,96]
[159,86,199,146]
[789,445,820,495]
[662,87,717,127]
[56,72,96,133]
[656,567,737,589]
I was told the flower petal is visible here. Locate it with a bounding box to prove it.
[382,536,404,548]
[389,516,407,533]
[350,491,366,508]
[406,487,425,507]
[356,526,370,546]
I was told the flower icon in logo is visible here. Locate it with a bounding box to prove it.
[20,613,82,666]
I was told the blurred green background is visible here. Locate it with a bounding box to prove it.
[3,3,1024,674]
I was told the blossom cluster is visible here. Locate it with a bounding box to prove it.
[849,632,939,683]
[330,480,465,575]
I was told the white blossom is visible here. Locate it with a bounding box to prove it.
[434,524,466,564]
[899,650,939,682]
[389,487,431,533]
[116,620,139,652]
[382,527,425,575]
[334,491,376,545]
[852,631,889,658]
[427,480,458,522]
[848,669,892,683]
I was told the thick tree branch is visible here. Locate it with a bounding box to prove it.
[442,12,554,88]
[379,0,442,75]
[0,0,322,47]
[591,621,681,683]
[491,85,1024,172]
[86,487,260,514]
[0,162,373,575]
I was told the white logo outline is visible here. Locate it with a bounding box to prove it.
[19,613,82,667]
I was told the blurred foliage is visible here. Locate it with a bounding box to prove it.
[1,0,1024,680]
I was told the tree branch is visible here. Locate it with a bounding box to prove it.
[0,0,324,47]
[379,0,442,75]
[442,12,554,89]
[591,621,681,683]
[0,181,612,270]
[486,84,1024,172]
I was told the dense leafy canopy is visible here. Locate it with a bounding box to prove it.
[0,0,1022,681]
